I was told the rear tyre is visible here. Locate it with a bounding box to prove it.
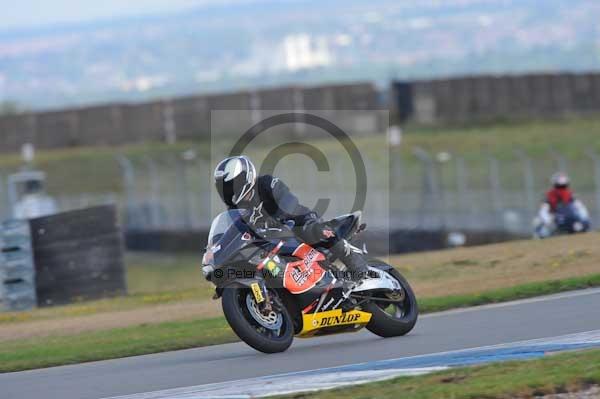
[363,261,418,338]
[221,285,294,353]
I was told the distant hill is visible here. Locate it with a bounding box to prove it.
[0,0,599,110]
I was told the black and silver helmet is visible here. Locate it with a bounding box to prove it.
[214,156,257,206]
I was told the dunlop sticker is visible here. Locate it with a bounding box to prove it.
[299,309,372,336]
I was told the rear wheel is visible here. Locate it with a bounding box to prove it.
[363,261,418,338]
[221,285,294,353]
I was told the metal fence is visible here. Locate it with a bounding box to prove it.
[113,148,600,236]
[1,148,598,237]
[391,148,600,234]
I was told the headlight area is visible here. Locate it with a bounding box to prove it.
[202,265,215,280]
[202,250,215,280]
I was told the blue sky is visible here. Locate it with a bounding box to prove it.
[1,0,232,30]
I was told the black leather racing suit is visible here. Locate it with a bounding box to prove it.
[229,175,368,280]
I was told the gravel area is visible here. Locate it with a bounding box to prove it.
[539,386,600,399]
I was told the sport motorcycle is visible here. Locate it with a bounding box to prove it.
[201,209,418,353]
[553,203,590,235]
[534,202,591,239]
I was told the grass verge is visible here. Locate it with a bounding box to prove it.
[281,349,600,399]
[0,317,237,373]
[419,273,600,313]
[2,273,600,373]
[1,116,599,195]
[6,232,600,328]
[0,288,210,325]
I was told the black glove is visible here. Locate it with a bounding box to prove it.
[303,220,336,244]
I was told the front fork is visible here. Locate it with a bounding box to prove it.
[212,273,272,313]
[250,278,273,313]
[252,240,285,312]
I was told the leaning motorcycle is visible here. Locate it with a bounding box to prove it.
[202,209,418,353]
[553,203,591,234]
[534,202,591,239]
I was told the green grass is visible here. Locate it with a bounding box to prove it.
[0,252,211,324]
[126,252,209,294]
[0,288,210,325]
[282,349,600,399]
[2,273,600,373]
[419,273,600,313]
[0,317,237,373]
[400,116,600,159]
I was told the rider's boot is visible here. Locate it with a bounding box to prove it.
[331,239,369,283]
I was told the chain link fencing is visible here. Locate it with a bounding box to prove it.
[0,146,598,239]
[112,147,600,237]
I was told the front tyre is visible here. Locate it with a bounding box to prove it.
[363,261,419,338]
[221,285,294,353]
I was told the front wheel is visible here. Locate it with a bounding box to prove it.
[221,284,294,353]
[362,261,419,338]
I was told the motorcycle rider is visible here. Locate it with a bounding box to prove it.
[214,155,369,281]
[535,172,590,238]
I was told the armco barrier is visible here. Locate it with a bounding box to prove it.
[0,219,36,312]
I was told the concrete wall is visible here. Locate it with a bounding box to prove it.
[392,72,600,125]
[2,73,598,152]
[0,82,379,153]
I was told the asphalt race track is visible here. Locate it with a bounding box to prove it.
[3,288,600,399]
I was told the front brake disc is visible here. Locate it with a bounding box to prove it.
[246,294,283,330]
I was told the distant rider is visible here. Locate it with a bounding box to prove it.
[213,155,368,281]
[535,172,590,238]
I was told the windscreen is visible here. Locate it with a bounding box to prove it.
[207,209,248,246]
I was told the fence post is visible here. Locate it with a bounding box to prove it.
[293,88,306,137]
[162,101,177,144]
[390,152,403,228]
[250,90,262,126]
[144,157,161,229]
[586,150,600,226]
[186,157,201,229]
[487,156,503,228]
[116,155,136,230]
[0,174,6,220]
[455,156,470,229]
[550,149,568,173]
[174,155,194,230]
[198,159,213,229]
[515,149,536,218]
[413,147,442,229]
[391,151,403,193]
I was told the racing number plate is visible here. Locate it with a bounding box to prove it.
[250,283,265,303]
